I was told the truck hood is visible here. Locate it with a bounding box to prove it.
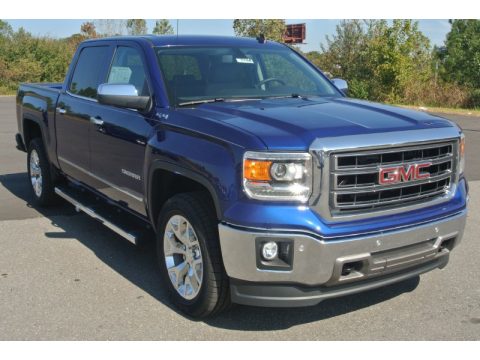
[190,97,456,150]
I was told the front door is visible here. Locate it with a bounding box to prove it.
[56,45,112,185]
[89,45,153,216]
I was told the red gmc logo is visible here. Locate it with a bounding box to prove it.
[379,162,432,185]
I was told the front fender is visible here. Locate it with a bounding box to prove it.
[144,126,245,225]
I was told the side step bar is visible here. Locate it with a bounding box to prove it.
[55,186,148,245]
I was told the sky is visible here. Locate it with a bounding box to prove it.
[5,19,452,52]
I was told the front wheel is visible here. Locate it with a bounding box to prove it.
[27,138,56,206]
[157,192,230,318]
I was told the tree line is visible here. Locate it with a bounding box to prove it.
[1,19,478,109]
[0,19,174,94]
[234,19,480,109]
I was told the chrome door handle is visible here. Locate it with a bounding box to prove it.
[89,117,104,126]
[57,107,67,114]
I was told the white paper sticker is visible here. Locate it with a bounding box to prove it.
[108,66,132,83]
[236,58,254,64]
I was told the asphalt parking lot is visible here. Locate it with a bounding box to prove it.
[0,96,479,340]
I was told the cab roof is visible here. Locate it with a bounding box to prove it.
[82,35,286,48]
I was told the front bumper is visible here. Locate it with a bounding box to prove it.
[218,209,467,307]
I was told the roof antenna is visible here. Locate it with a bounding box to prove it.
[256,34,266,44]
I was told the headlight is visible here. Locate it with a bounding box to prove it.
[459,132,465,175]
[243,151,312,202]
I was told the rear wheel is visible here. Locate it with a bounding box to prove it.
[27,138,56,206]
[157,192,230,318]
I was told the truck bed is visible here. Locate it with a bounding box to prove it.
[16,82,63,166]
[20,82,63,91]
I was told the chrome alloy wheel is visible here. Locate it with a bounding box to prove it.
[163,215,204,300]
[30,149,42,198]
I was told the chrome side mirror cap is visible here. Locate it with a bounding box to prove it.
[97,83,150,111]
[332,78,348,95]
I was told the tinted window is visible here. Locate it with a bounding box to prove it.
[155,46,340,106]
[107,46,150,96]
[69,46,110,99]
[262,53,317,92]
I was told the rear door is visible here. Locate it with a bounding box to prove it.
[56,45,113,184]
[88,43,153,216]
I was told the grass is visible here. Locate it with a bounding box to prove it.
[395,104,480,117]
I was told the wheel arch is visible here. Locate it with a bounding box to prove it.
[147,161,223,231]
[22,117,44,149]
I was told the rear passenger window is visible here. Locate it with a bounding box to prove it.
[107,47,150,96]
[69,46,110,99]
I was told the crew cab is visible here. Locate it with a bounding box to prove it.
[15,35,468,318]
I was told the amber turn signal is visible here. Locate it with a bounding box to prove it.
[459,136,465,157]
[244,159,272,181]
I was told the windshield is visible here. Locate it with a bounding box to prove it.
[155,46,341,106]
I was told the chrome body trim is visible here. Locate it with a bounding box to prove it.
[97,83,139,97]
[308,127,462,222]
[66,90,98,103]
[218,209,466,286]
[57,156,144,202]
[54,187,137,244]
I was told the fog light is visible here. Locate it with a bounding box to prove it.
[261,241,278,261]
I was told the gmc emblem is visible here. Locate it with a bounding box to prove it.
[379,162,432,185]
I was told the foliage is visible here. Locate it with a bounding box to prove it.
[0,23,76,93]
[441,20,480,89]
[0,19,478,109]
[126,19,147,35]
[153,19,174,35]
[233,19,286,42]
[80,22,98,38]
[304,19,476,108]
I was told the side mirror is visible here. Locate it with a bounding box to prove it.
[332,78,348,96]
[97,84,150,111]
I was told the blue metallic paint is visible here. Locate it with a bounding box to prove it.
[16,35,468,242]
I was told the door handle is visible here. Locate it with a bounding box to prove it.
[56,107,67,114]
[89,117,104,126]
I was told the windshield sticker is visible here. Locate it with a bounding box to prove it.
[236,58,254,64]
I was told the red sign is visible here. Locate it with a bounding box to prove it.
[284,23,306,44]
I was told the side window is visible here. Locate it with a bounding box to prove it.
[69,46,110,99]
[107,46,150,96]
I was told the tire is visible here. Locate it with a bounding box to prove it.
[156,192,230,318]
[27,138,56,206]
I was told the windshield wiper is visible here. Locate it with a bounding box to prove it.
[177,98,226,107]
[177,97,264,107]
[265,93,310,100]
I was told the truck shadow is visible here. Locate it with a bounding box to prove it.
[0,172,420,331]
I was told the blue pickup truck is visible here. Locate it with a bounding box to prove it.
[15,35,468,318]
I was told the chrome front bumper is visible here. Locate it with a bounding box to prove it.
[218,210,466,306]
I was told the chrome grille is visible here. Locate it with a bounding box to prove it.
[330,142,456,214]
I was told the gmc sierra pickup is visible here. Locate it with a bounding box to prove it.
[16,35,468,318]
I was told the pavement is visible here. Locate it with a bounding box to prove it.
[0,96,479,340]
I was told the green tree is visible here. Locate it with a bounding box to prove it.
[153,19,174,35]
[233,19,286,42]
[0,20,13,37]
[126,19,147,35]
[320,20,368,79]
[442,20,480,89]
[319,20,433,102]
